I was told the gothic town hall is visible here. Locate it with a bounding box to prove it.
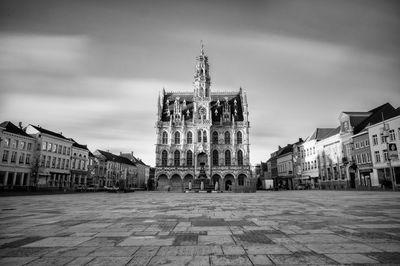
[155,45,251,192]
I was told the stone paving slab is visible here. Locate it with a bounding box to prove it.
[23,237,93,247]
[148,255,210,266]
[0,256,38,266]
[0,191,400,265]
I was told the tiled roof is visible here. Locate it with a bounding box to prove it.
[327,126,340,138]
[161,91,244,122]
[29,125,69,140]
[0,121,33,139]
[277,144,293,157]
[309,128,336,141]
[70,139,89,151]
[97,150,136,166]
[353,103,395,134]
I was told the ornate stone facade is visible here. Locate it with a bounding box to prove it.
[155,45,251,191]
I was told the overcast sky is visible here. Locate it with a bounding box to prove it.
[0,0,399,166]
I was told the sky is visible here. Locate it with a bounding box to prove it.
[0,0,399,166]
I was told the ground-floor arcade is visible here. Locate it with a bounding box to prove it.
[155,171,252,192]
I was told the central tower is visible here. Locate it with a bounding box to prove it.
[194,43,211,98]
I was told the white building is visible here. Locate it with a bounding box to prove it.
[26,125,74,188]
[317,127,345,189]
[299,128,335,188]
[0,122,36,188]
[367,114,400,188]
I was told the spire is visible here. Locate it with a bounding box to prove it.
[194,41,211,98]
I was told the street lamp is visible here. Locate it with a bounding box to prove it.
[380,122,396,191]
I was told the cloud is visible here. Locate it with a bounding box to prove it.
[0,34,88,74]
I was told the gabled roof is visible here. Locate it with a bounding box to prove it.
[353,103,395,134]
[309,128,336,141]
[0,121,33,139]
[120,152,148,166]
[97,150,136,166]
[70,139,89,151]
[29,125,69,140]
[326,126,340,138]
[277,144,293,157]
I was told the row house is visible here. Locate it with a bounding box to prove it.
[367,113,400,189]
[266,138,303,190]
[120,152,150,188]
[94,150,138,188]
[70,140,90,188]
[338,103,395,189]
[255,161,270,189]
[25,125,74,188]
[0,122,36,188]
[265,103,398,190]
[266,149,280,188]
[317,127,343,189]
[352,130,374,187]
[276,144,294,190]
[298,128,335,189]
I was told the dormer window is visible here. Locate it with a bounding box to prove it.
[343,121,349,131]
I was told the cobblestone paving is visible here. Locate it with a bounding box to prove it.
[0,191,400,265]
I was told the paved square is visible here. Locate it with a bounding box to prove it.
[1,191,400,265]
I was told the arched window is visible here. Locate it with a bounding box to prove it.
[237,150,243,166]
[225,132,230,144]
[174,150,180,166]
[212,131,219,144]
[198,130,202,143]
[161,150,168,166]
[212,150,219,166]
[225,150,231,166]
[162,132,168,144]
[203,130,207,143]
[186,150,193,166]
[187,132,192,144]
[237,131,242,144]
[175,132,180,144]
[238,174,245,186]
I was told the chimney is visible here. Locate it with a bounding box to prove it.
[18,122,23,129]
